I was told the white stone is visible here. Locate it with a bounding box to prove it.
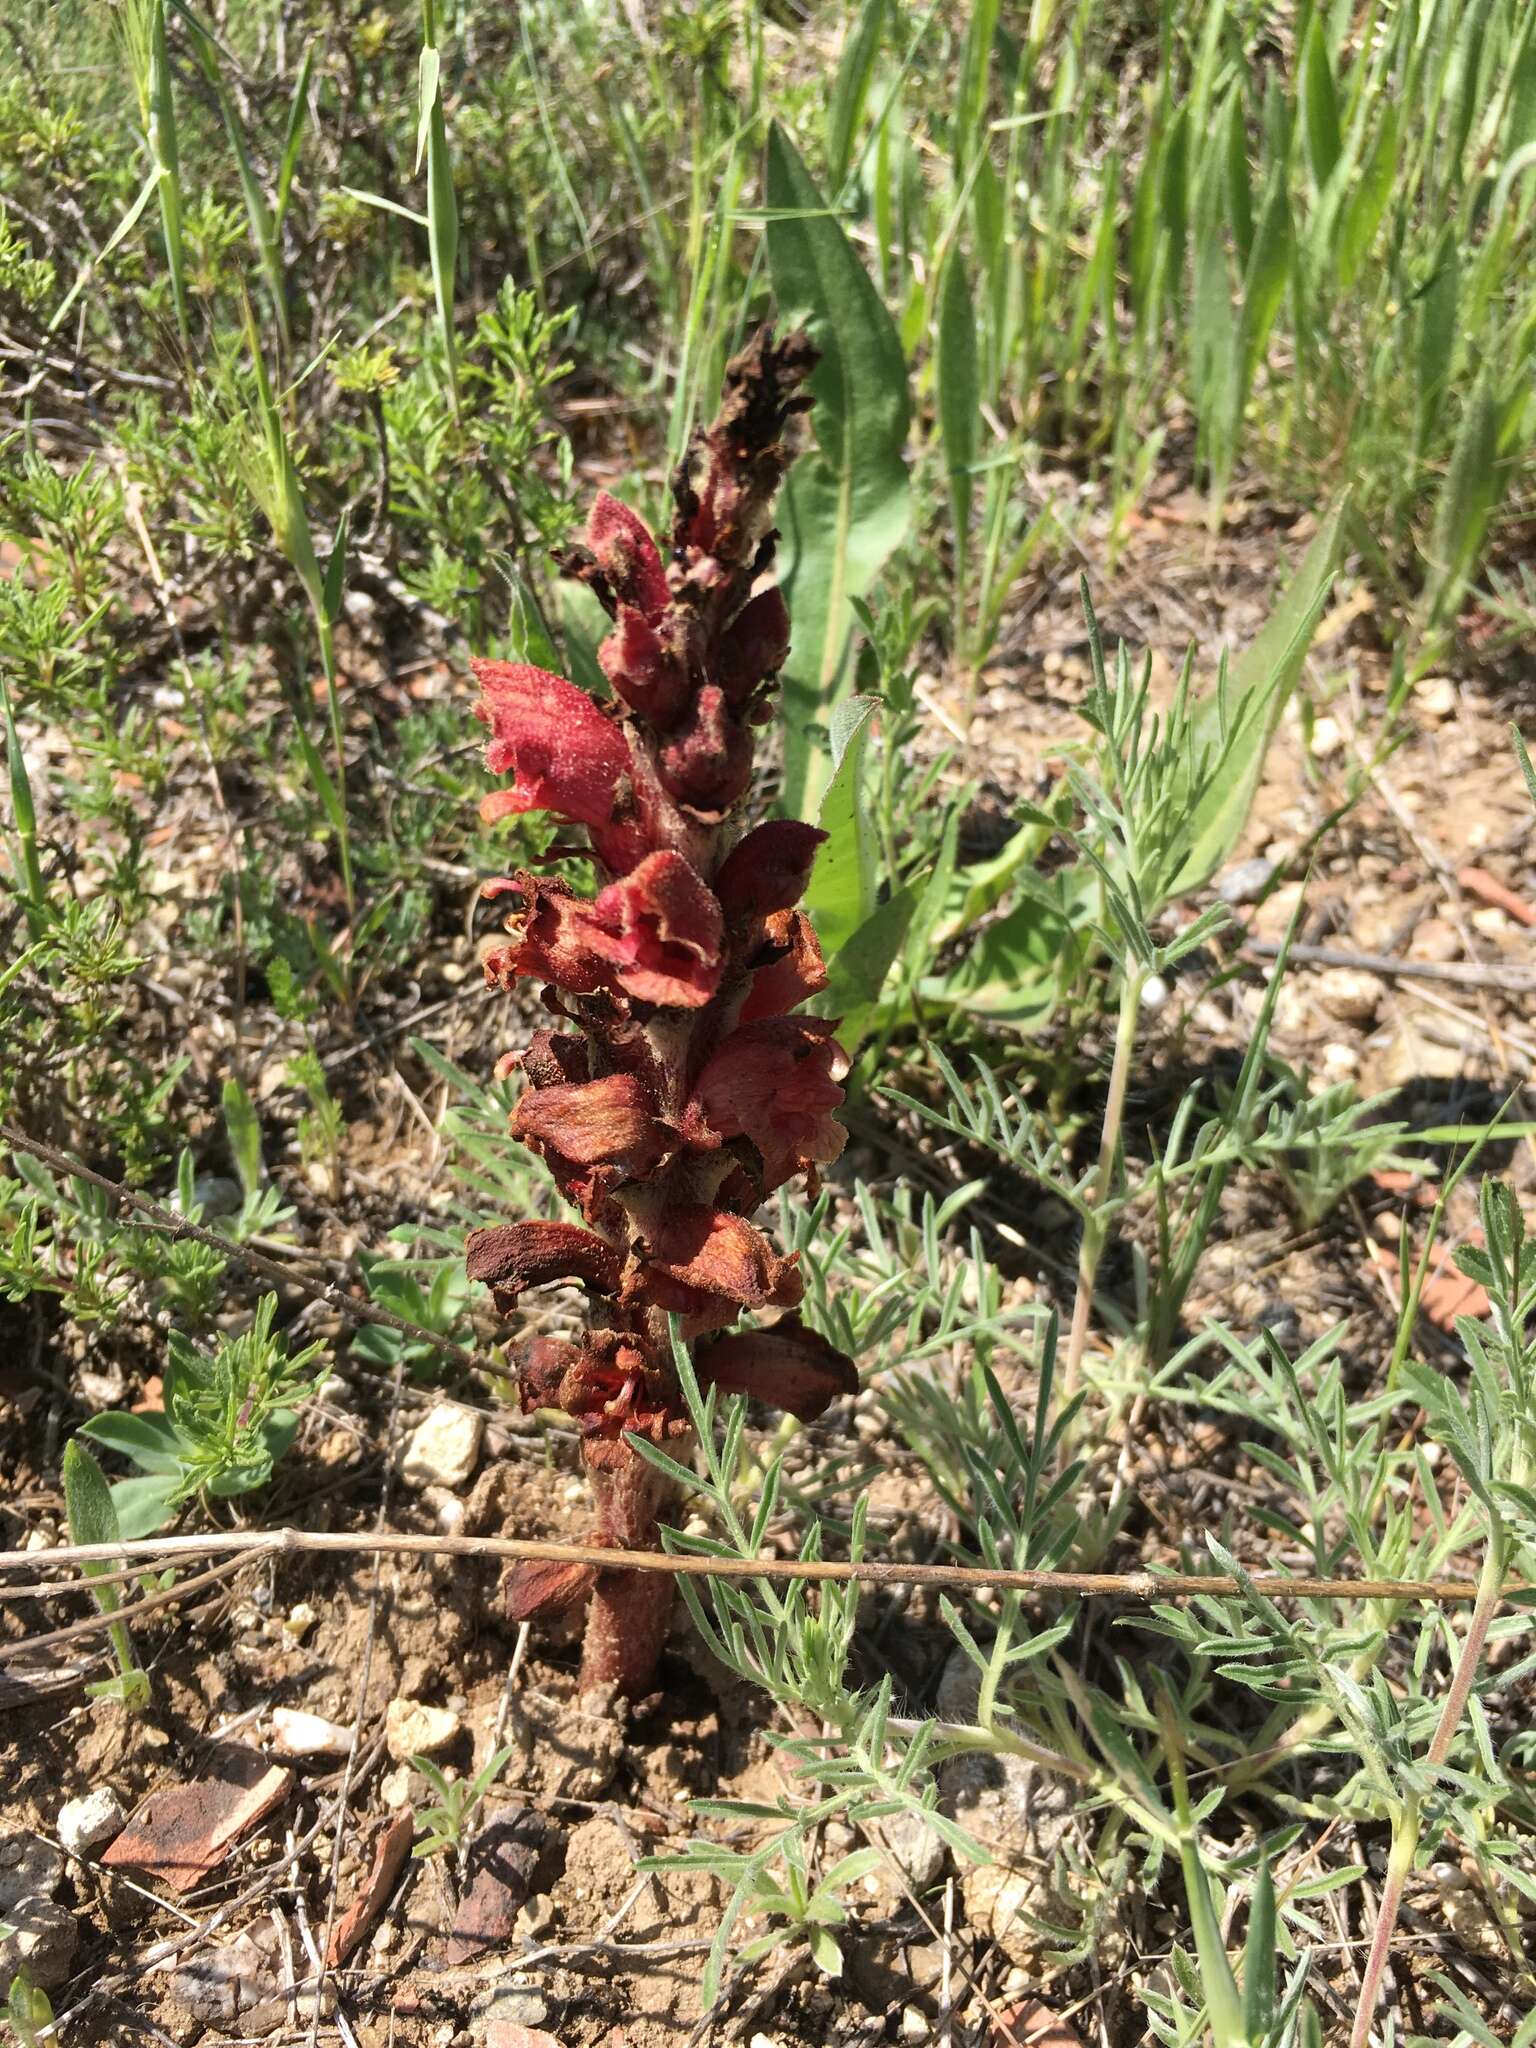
[1316,967,1384,1025]
[56,1788,126,1858]
[271,1708,353,1758]
[1418,677,1456,721]
[400,1403,484,1491]
[1308,714,1344,758]
[385,1698,462,1762]
[1320,1042,1359,1081]
[283,1602,318,1640]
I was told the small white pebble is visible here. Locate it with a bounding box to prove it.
[283,1602,317,1640]
[57,1788,126,1858]
[1308,714,1344,758]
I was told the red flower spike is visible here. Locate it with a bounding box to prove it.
[738,908,830,1022]
[466,330,849,1699]
[713,585,790,706]
[695,1316,859,1422]
[657,684,754,816]
[599,606,691,726]
[588,850,724,1008]
[687,1016,849,1192]
[714,821,826,918]
[587,492,670,621]
[465,1220,621,1304]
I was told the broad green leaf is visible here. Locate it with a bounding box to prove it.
[77,1410,183,1476]
[823,884,917,1052]
[63,1439,124,1590]
[765,125,911,817]
[1334,98,1398,288]
[8,1969,55,2046]
[804,695,880,957]
[415,42,441,175]
[1169,496,1345,893]
[924,869,1090,1026]
[109,1472,185,1539]
[1243,1856,1278,2036]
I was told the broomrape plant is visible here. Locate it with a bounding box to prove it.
[465,331,860,1696]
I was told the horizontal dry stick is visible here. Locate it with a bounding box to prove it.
[1243,939,1536,994]
[0,1529,1520,1670]
[1,1120,492,1377]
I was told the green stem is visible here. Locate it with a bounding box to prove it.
[1348,1523,1507,2048]
[1061,963,1144,1432]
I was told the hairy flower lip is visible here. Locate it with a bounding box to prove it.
[711,584,791,706]
[694,1315,859,1422]
[685,1015,848,1193]
[631,1205,804,1328]
[737,908,829,1022]
[473,658,649,872]
[587,850,725,1009]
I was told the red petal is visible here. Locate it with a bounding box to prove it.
[657,684,753,816]
[587,492,670,621]
[598,606,690,725]
[506,1558,598,1623]
[713,585,790,705]
[516,1029,590,1088]
[714,821,826,918]
[465,1220,621,1301]
[695,1316,859,1421]
[688,1016,848,1191]
[472,661,630,826]
[738,909,829,1022]
[588,850,724,1008]
[513,1072,667,1176]
[482,875,611,998]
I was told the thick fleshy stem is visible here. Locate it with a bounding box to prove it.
[466,329,859,1696]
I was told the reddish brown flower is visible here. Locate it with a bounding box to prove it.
[714,820,825,919]
[695,1315,859,1421]
[465,1220,621,1308]
[587,850,724,1008]
[598,605,692,726]
[686,1016,848,1192]
[738,908,830,1022]
[513,1072,670,1219]
[657,684,753,816]
[712,585,790,706]
[587,491,670,621]
[473,660,647,872]
[632,1204,804,1331]
[481,875,611,999]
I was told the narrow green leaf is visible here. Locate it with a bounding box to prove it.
[936,247,978,577]
[222,1076,263,1200]
[804,694,880,957]
[765,125,911,817]
[1243,1856,1278,2036]
[827,0,887,188]
[1300,17,1342,189]
[1426,373,1501,626]
[1170,496,1345,892]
